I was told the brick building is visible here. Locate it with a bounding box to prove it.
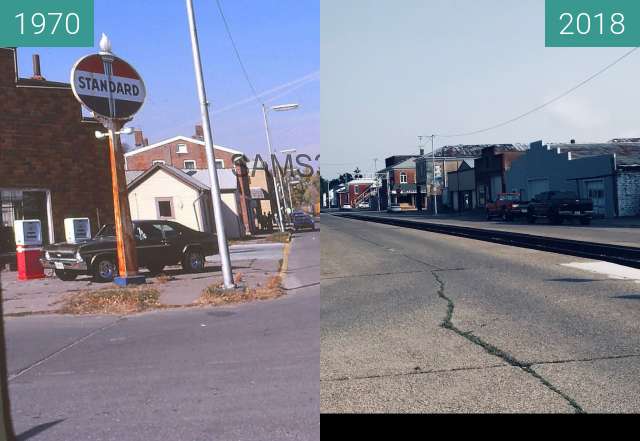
[124,131,257,235]
[378,156,423,210]
[0,48,113,255]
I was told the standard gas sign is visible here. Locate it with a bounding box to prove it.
[70,53,145,119]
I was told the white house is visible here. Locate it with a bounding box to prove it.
[126,164,244,239]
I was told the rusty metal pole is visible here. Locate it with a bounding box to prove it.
[0,281,16,441]
[105,119,143,285]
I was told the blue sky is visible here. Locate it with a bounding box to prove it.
[16,0,319,161]
[322,0,640,179]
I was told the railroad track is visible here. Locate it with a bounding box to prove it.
[335,213,640,269]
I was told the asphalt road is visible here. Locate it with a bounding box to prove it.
[321,214,640,413]
[4,230,319,440]
[336,211,640,248]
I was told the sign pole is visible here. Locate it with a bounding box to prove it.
[70,34,146,286]
[185,0,234,289]
[105,118,143,285]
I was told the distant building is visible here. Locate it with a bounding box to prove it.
[447,162,476,212]
[378,157,423,210]
[506,140,640,218]
[474,145,528,207]
[0,48,113,258]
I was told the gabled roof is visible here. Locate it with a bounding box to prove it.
[126,164,237,192]
[123,135,243,157]
[378,158,417,173]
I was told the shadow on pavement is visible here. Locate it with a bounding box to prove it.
[17,419,65,440]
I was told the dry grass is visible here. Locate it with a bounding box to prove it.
[265,232,291,243]
[59,286,161,315]
[195,275,284,307]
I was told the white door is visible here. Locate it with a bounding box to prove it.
[585,180,605,215]
[528,178,549,200]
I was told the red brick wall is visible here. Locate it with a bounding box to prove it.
[392,169,416,185]
[125,139,236,171]
[0,48,113,243]
[348,183,372,205]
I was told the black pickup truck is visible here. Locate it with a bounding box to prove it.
[41,220,219,282]
[526,191,594,225]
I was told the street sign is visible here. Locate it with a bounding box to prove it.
[70,53,145,120]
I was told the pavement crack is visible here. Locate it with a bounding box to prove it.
[321,363,507,383]
[9,317,126,382]
[321,270,431,281]
[530,353,640,367]
[430,270,586,414]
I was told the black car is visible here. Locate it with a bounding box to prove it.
[41,220,219,282]
[291,212,315,231]
[526,191,594,225]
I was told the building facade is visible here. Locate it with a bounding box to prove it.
[474,145,527,207]
[0,48,113,256]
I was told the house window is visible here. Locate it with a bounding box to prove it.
[400,172,407,184]
[184,160,196,170]
[155,198,174,219]
[354,186,360,194]
[215,159,224,169]
[152,160,165,165]
[176,143,188,154]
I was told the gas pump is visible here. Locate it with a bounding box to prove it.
[14,220,45,281]
[64,218,91,243]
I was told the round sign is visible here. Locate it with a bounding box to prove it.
[70,53,146,120]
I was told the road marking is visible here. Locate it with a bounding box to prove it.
[561,261,640,282]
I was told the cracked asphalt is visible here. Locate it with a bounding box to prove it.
[320,214,640,413]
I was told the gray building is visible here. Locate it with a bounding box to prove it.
[446,161,476,211]
[506,140,640,218]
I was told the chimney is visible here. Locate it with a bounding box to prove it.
[194,124,204,140]
[420,148,424,156]
[31,54,45,80]
[134,129,144,146]
[144,138,149,146]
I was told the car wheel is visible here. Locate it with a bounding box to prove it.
[93,257,117,283]
[527,213,536,224]
[550,213,563,225]
[486,211,492,220]
[580,217,591,225]
[182,249,205,273]
[55,270,78,281]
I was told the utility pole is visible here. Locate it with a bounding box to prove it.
[431,134,438,215]
[185,0,234,289]
[261,105,285,232]
[0,282,15,441]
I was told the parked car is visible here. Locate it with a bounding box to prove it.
[358,201,370,209]
[341,204,352,210]
[526,191,593,225]
[387,204,402,213]
[292,212,315,231]
[41,220,219,282]
[486,192,528,221]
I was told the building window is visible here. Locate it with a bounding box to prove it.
[155,198,174,219]
[152,160,165,165]
[176,143,188,154]
[215,159,224,169]
[354,185,360,194]
[184,160,196,170]
[400,172,407,184]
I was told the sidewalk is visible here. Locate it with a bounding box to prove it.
[0,242,286,315]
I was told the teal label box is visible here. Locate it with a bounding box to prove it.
[0,0,94,47]
[546,0,640,47]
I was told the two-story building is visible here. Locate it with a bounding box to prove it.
[1,48,113,260]
[474,145,527,207]
[378,156,423,210]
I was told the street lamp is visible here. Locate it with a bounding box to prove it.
[261,103,299,232]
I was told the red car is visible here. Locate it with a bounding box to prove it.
[486,193,528,221]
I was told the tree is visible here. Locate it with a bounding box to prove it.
[291,171,320,211]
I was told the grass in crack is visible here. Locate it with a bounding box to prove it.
[196,275,284,306]
[431,270,585,414]
[59,286,160,315]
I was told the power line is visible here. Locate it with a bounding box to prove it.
[214,0,262,104]
[437,47,639,138]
